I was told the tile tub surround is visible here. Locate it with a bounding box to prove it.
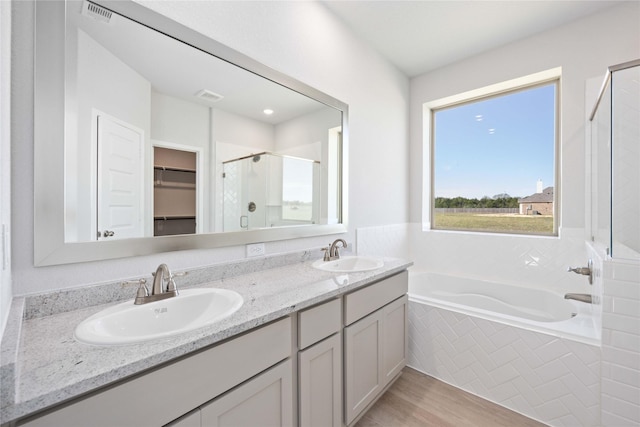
[0,256,411,424]
[408,302,601,427]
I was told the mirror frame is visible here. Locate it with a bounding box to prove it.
[34,0,349,266]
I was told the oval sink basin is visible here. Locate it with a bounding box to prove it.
[75,288,243,346]
[312,256,384,273]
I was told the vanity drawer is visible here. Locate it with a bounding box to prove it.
[344,271,408,326]
[298,298,341,349]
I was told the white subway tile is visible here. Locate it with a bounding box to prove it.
[601,409,637,427]
[605,279,640,300]
[610,363,640,388]
[601,394,640,423]
[611,330,640,353]
[610,262,640,283]
[603,345,640,370]
[602,378,640,406]
[603,312,640,335]
[609,296,640,318]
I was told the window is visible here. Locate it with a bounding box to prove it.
[426,72,559,235]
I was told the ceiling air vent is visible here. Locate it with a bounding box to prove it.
[195,89,224,104]
[82,1,113,23]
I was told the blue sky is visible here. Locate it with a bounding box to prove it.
[434,83,556,199]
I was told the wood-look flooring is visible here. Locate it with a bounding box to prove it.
[355,368,547,427]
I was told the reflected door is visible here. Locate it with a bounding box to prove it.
[96,115,145,240]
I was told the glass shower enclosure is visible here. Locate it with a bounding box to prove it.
[222,152,321,232]
[589,59,640,260]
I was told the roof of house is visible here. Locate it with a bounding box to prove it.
[518,187,554,203]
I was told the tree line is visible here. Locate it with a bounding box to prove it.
[435,196,520,209]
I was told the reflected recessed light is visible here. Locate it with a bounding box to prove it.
[263,109,274,115]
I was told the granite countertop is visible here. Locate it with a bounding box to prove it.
[0,256,412,424]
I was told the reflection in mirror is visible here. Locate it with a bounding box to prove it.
[64,0,342,242]
[222,153,321,232]
[34,0,348,265]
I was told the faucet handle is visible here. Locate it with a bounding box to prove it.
[122,279,149,304]
[122,278,147,290]
[321,246,331,261]
[567,259,593,285]
[167,271,187,293]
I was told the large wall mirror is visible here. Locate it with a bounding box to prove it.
[34,0,348,266]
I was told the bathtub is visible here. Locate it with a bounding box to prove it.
[407,272,601,427]
[408,271,599,343]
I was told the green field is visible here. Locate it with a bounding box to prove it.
[434,212,554,235]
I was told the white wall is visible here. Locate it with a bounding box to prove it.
[9,1,409,296]
[408,2,640,294]
[151,91,211,231]
[0,0,12,335]
[275,107,340,160]
[68,29,151,242]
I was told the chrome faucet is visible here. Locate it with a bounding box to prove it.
[564,293,593,304]
[123,264,185,305]
[151,263,175,296]
[322,239,347,261]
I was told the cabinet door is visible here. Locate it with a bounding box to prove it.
[201,360,293,427]
[299,334,342,427]
[344,310,383,425]
[382,295,408,384]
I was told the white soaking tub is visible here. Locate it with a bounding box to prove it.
[407,272,601,427]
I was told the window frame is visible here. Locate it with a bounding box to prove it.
[422,68,561,236]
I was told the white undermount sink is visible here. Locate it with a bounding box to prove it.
[74,288,243,346]
[312,256,384,273]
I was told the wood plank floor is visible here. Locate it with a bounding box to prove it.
[355,368,547,427]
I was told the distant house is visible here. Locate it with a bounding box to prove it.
[518,187,554,215]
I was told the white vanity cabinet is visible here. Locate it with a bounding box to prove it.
[19,318,292,427]
[343,271,408,426]
[297,299,342,427]
[16,269,410,427]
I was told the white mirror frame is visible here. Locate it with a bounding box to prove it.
[34,0,349,266]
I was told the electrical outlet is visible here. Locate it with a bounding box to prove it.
[246,243,265,257]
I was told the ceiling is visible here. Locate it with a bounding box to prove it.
[322,1,624,77]
[72,1,331,125]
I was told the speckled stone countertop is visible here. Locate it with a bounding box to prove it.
[0,255,411,424]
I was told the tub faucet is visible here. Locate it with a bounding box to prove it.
[322,239,347,261]
[567,259,593,285]
[564,293,593,304]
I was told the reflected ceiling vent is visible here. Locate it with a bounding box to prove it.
[195,89,224,103]
[82,1,113,23]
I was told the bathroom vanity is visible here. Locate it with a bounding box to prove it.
[1,257,411,427]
